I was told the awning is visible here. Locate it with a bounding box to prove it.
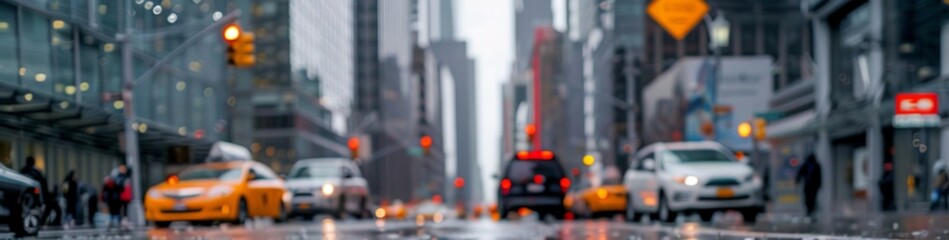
[767,110,817,140]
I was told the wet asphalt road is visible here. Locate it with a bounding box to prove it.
[6,212,949,239]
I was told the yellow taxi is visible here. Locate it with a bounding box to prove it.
[577,185,628,217]
[374,200,408,220]
[144,161,289,227]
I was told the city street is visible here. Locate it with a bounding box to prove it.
[7,213,949,239]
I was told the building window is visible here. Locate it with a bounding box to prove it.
[884,0,949,93]
[19,11,52,94]
[0,3,17,84]
[51,19,74,99]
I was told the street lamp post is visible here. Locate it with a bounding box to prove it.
[119,4,242,226]
[706,12,729,140]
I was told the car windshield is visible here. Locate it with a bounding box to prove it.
[661,149,735,164]
[506,160,564,183]
[177,165,244,181]
[288,164,340,179]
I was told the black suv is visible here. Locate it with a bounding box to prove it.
[497,150,570,220]
[0,164,43,237]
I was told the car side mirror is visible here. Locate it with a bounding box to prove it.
[642,158,656,171]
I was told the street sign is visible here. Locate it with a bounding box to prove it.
[647,0,709,40]
[894,92,940,128]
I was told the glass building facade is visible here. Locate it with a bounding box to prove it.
[0,0,233,188]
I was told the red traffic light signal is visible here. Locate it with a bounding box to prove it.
[348,137,360,159]
[454,177,465,189]
[420,135,433,155]
[525,124,536,140]
[420,135,433,148]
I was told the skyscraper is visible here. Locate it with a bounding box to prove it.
[241,0,355,172]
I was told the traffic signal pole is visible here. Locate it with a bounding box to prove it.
[120,9,241,226]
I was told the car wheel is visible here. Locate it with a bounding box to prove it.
[357,197,368,219]
[235,199,249,224]
[12,192,42,237]
[698,211,714,222]
[275,202,288,223]
[154,221,172,228]
[741,208,760,224]
[658,194,677,223]
[334,194,346,220]
[625,194,641,222]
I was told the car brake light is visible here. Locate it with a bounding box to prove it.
[560,178,570,191]
[533,174,544,184]
[33,187,40,195]
[515,150,554,160]
[501,178,512,195]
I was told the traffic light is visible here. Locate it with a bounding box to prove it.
[420,135,433,155]
[525,124,536,143]
[348,137,360,159]
[737,121,752,138]
[454,177,465,189]
[224,24,255,68]
[753,118,767,140]
[582,154,595,167]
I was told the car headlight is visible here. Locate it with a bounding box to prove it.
[321,184,335,196]
[674,176,699,186]
[147,189,162,199]
[207,185,234,198]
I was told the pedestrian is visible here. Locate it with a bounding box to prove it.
[63,170,80,226]
[20,156,60,225]
[931,168,949,211]
[19,156,48,199]
[795,154,822,217]
[103,163,131,228]
[879,162,895,211]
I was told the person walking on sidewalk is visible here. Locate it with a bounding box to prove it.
[20,156,61,225]
[63,170,100,226]
[102,164,132,228]
[931,166,949,211]
[879,162,896,211]
[796,154,822,217]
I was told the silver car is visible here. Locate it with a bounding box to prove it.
[285,158,370,220]
[623,141,764,223]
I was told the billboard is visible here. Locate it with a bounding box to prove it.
[643,56,773,151]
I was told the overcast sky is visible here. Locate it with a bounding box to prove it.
[457,0,565,202]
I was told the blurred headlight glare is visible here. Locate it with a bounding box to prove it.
[147,189,162,198]
[322,184,335,196]
[675,176,699,186]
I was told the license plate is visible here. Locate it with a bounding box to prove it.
[173,202,187,211]
[527,184,545,193]
[298,203,310,209]
[716,188,734,198]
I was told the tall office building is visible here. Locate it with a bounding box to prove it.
[356,0,447,202]
[514,0,554,71]
[427,0,481,206]
[243,0,354,172]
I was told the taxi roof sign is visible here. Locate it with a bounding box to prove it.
[647,0,709,40]
[205,141,253,162]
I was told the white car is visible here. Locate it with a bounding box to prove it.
[285,158,370,220]
[623,141,764,223]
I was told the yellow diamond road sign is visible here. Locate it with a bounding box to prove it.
[648,0,709,40]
